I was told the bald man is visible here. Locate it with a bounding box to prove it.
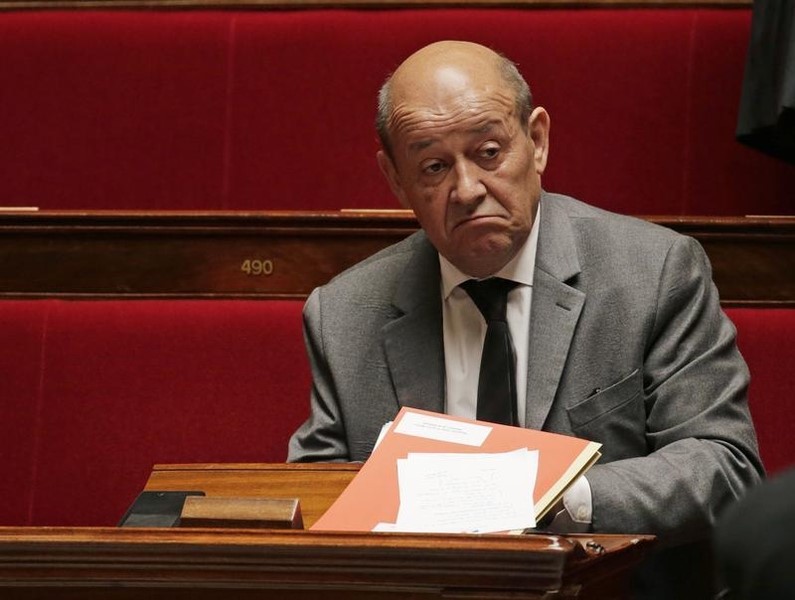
[288,41,762,598]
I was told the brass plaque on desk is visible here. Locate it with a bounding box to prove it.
[179,496,303,529]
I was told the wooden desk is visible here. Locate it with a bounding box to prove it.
[0,463,654,599]
[146,463,360,528]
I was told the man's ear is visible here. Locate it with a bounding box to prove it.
[527,107,550,176]
[376,150,409,208]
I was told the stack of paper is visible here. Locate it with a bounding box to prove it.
[392,448,538,533]
[311,407,601,533]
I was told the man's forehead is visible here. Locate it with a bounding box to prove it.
[389,88,519,150]
[391,58,505,106]
[404,116,511,153]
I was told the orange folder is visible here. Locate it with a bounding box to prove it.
[311,407,601,532]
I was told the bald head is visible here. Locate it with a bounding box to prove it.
[376,41,533,158]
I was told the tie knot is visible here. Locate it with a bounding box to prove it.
[461,277,518,322]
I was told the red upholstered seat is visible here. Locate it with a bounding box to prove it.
[0,302,49,526]
[1,301,791,526]
[1,9,792,214]
[0,299,309,526]
[726,308,795,475]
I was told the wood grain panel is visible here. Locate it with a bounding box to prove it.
[0,211,791,305]
[0,463,655,599]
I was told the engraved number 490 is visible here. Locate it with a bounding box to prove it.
[241,259,274,276]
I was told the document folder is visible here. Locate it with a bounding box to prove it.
[312,407,601,532]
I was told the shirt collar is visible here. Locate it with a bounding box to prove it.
[440,202,541,300]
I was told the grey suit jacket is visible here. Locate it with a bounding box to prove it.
[288,192,763,546]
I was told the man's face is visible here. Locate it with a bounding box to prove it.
[378,55,549,278]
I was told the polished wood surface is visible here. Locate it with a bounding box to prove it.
[146,463,359,528]
[0,211,792,305]
[0,527,650,599]
[0,211,412,300]
[0,463,654,599]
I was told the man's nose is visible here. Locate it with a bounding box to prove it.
[450,161,487,206]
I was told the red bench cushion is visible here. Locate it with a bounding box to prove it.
[1,301,791,526]
[2,9,793,214]
[726,308,795,475]
[0,299,309,526]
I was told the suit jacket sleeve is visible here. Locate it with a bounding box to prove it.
[287,287,351,462]
[585,235,763,543]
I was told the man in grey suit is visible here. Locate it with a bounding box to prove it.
[288,41,763,597]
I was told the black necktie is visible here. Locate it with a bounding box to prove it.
[460,277,519,426]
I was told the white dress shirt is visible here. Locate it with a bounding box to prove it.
[440,215,538,426]
[439,205,592,531]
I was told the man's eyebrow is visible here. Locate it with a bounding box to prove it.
[406,120,503,153]
[469,120,500,135]
[408,139,435,152]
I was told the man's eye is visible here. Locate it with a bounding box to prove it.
[422,161,445,175]
[480,146,500,159]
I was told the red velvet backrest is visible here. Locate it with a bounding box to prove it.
[726,308,795,475]
[1,301,792,526]
[1,9,792,214]
[0,302,48,527]
[0,299,310,526]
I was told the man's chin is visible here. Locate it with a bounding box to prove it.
[448,237,518,277]
[456,225,515,252]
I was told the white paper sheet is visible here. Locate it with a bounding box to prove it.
[393,411,492,447]
[392,448,538,533]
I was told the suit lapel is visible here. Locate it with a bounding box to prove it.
[380,199,586,427]
[525,196,585,429]
[383,235,446,413]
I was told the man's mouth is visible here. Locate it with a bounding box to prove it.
[453,214,505,230]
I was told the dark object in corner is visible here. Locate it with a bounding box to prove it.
[714,468,795,599]
[118,490,205,527]
[736,0,795,164]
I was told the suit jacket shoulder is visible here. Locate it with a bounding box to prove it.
[320,230,434,307]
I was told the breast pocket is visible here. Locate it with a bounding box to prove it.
[566,369,646,460]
